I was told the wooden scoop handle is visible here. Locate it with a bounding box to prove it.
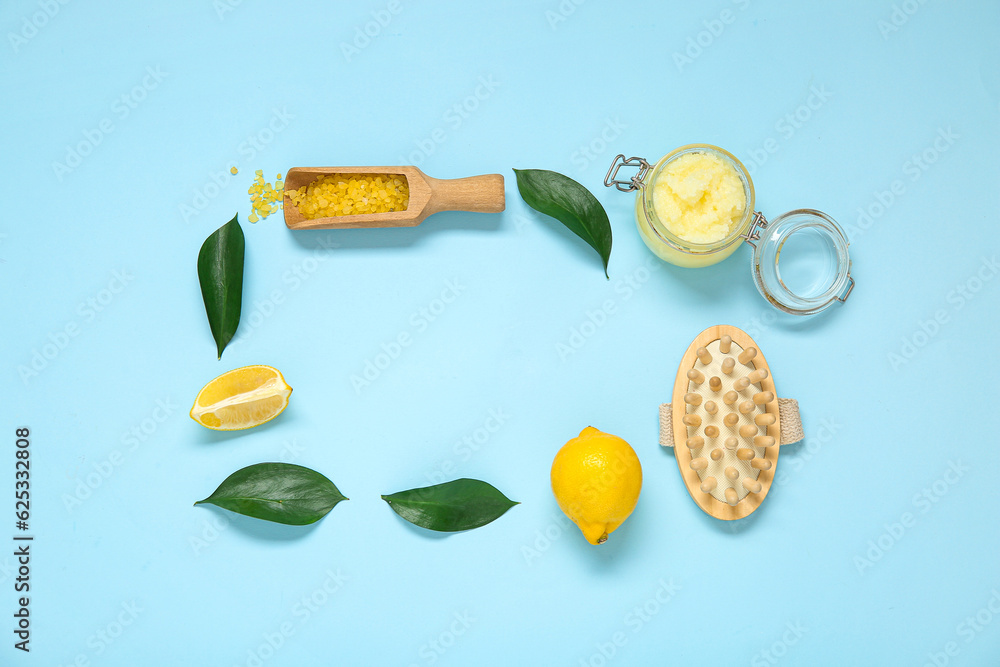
[425,174,505,216]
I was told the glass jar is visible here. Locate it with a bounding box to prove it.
[631,144,754,268]
[606,144,854,315]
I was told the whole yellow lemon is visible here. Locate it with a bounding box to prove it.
[550,426,642,545]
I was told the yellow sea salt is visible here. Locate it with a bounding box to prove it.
[247,169,284,223]
[287,173,409,220]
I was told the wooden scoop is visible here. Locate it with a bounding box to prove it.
[283,166,505,229]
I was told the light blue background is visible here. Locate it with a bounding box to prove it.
[2,1,999,665]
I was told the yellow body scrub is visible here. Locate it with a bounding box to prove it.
[287,173,409,220]
[650,152,746,244]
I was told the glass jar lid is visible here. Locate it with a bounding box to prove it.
[746,209,854,315]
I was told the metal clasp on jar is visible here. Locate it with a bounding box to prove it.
[743,211,769,248]
[835,275,855,303]
[604,155,652,192]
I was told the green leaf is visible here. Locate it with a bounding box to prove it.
[381,478,518,532]
[198,214,245,359]
[513,168,612,278]
[195,463,347,525]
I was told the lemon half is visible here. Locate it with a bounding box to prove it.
[190,365,292,431]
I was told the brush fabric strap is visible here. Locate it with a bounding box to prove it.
[776,398,804,444]
[659,398,804,447]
